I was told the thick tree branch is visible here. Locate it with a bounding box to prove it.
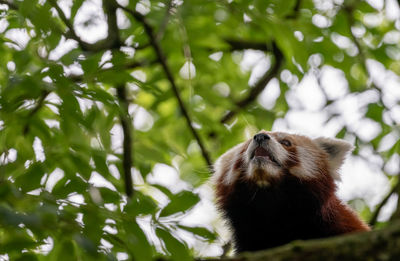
[104,1,132,197]
[201,221,400,261]
[120,6,213,167]
[221,43,283,124]
[369,177,400,226]
[103,0,120,49]
[116,84,134,198]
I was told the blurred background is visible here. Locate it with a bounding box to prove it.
[0,0,399,260]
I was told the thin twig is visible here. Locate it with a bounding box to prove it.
[116,85,134,198]
[344,4,385,99]
[344,5,367,72]
[120,6,213,167]
[286,0,302,19]
[156,0,174,41]
[67,60,152,82]
[23,90,50,134]
[221,43,283,124]
[207,39,272,52]
[344,5,395,122]
[369,177,400,226]
[390,173,400,222]
[224,39,271,51]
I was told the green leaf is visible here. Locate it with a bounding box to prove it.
[156,227,191,261]
[365,103,384,122]
[71,0,85,19]
[336,127,347,139]
[160,191,200,217]
[98,187,121,203]
[58,240,77,261]
[124,191,158,216]
[14,163,45,193]
[120,221,154,261]
[92,151,109,177]
[73,234,98,257]
[177,225,217,241]
[15,253,39,261]
[0,228,39,251]
[52,176,87,199]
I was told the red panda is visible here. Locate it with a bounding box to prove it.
[213,130,370,253]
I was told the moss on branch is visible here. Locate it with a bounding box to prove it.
[200,221,400,261]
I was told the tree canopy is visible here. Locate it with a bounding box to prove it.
[0,0,399,260]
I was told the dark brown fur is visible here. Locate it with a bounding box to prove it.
[214,132,370,253]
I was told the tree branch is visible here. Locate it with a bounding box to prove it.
[200,221,400,261]
[48,0,121,52]
[120,6,213,167]
[224,39,272,51]
[156,0,174,41]
[220,43,283,124]
[344,5,368,70]
[67,60,151,82]
[116,84,134,198]
[369,177,400,226]
[102,0,120,49]
[285,0,302,19]
[23,90,50,134]
[47,0,91,51]
[343,3,386,101]
[390,175,400,221]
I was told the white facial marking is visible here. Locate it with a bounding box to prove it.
[268,138,289,164]
[290,147,320,179]
[213,143,245,185]
[214,131,353,187]
[248,160,280,179]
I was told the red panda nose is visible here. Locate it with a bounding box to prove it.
[254,133,270,145]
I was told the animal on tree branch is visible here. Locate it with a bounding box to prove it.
[213,130,369,253]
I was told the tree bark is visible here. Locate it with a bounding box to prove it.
[200,221,400,261]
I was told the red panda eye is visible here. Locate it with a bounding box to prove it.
[280,139,291,147]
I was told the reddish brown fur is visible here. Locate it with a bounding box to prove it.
[214,131,369,253]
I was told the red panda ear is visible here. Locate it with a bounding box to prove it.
[314,137,354,180]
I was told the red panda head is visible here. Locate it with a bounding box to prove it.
[213,130,354,188]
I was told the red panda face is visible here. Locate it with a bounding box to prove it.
[214,130,354,187]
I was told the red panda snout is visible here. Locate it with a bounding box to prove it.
[245,132,288,186]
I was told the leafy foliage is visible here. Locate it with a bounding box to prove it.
[0,0,399,260]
